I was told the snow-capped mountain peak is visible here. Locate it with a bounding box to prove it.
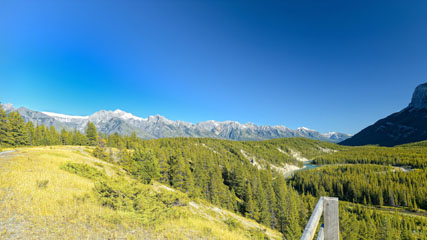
[111,109,146,121]
[1,103,15,112]
[42,111,89,120]
[2,103,351,143]
[297,126,314,131]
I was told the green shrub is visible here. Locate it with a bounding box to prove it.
[93,177,189,225]
[224,218,241,231]
[60,162,107,180]
[92,146,109,161]
[247,228,268,240]
[94,178,140,211]
[36,179,49,189]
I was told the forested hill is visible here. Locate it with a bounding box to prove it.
[2,104,427,239]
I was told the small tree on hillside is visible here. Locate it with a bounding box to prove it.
[8,111,28,146]
[85,122,97,146]
[0,105,12,146]
[131,147,160,184]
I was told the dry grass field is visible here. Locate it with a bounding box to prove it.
[0,146,282,240]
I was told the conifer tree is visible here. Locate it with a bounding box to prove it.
[273,175,288,233]
[25,121,35,146]
[244,182,256,219]
[34,125,43,146]
[8,111,28,146]
[170,155,194,194]
[253,172,269,224]
[73,130,88,146]
[0,106,12,146]
[157,152,171,184]
[48,126,60,145]
[85,122,97,146]
[284,192,302,239]
[131,147,160,184]
[262,170,277,228]
[60,129,73,145]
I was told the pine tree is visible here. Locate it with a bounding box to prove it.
[253,172,270,225]
[0,106,12,146]
[25,121,35,146]
[73,130,88,146]
[8,111,28,146]
[262,170,278,228]
[132,147,160,184]
[158,152,171,184]
[93,139,109,160]
[34,125,43,146]
[60,129,73,145]
[170,155,194,194]
[379,216,394,240]
[85,122,97,146]
[48,126,60,145]
[284,192,302,239]
[244,181,256,219]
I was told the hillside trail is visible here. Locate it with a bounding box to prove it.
[0,150,16,170]
[0,150,16,157]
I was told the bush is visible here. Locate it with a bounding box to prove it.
[224,218,241,231]
[92,145,109,161]
[36,179,49,189]
[93,177,189,225]
[60,162,106,180]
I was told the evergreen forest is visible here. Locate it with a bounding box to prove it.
[1,105,427,239]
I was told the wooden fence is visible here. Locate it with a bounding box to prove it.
[300,197,339,240]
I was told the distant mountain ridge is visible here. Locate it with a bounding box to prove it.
[2,104,351,142]
[340,82,427,146]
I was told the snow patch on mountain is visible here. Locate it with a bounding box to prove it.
[297,126,314,131]
[42,111,89,120]
[3,103,351,142]
[1,103,15,112]
[112,109,146,121]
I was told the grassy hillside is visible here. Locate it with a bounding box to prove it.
[398,140,427,147]
[0,146,282,239]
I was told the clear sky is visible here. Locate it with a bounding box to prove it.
[1,0,426,134]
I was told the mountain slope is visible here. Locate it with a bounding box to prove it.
[0,146,282,239]
[340,82,427,146]
[2,104,350,142]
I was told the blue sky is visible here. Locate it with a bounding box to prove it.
[1,0,426,134]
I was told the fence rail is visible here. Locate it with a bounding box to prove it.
[300,197,339,240]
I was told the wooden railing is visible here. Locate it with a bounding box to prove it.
[300,197,339,240]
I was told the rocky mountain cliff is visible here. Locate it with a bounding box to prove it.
[340,82,427,146]
[2,104,351,142]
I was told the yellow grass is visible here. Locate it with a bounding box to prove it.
[0,146,282,240]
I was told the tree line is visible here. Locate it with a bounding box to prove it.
[291,164,427,210]
[2,105,427,239]
[313,146,427,168]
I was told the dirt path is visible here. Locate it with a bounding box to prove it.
[0,150,15,157]
[0,150,16,171]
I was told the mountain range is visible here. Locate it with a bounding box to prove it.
[1,103,350,143]
[340,82,427,146]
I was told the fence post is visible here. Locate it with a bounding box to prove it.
[316,226,324,240]
[323,197,339,240]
